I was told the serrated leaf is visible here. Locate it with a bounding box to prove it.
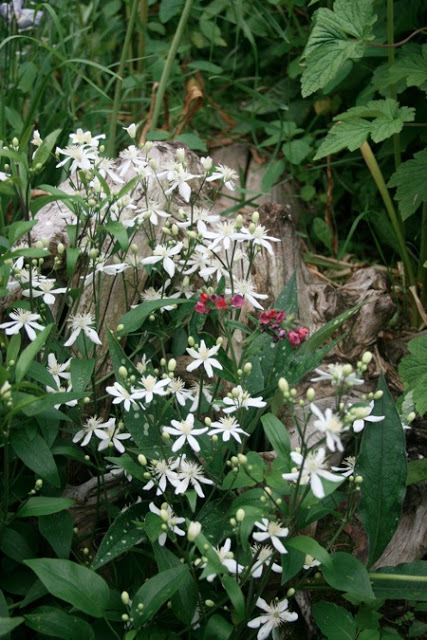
[91,503,146,570]
[301,0,377,97]
[282,137,312,165]
[314,99,414,160]
[357,375,407,567]
[388,149,427,221]
[24,559,110,617]
[387,45,427,90]
[130,565,189,627]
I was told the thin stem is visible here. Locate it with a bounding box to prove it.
[149,0,193,132]
[107,0,140,157]
[386,0,401,168]
[359,141,415,289]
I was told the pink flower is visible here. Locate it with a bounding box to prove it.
[230,294,244,307]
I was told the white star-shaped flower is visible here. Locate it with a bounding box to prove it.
[0,308,44,341]
[140,242,183,278]
[247,597,298,640]
[208,416,248,443]
[252,518,289,555]
[63,312,102,347]
[310,403,346,452]
[282,448,342,499]
[186,340,223,378]
[162,414,208,453]
[349,400,384,433]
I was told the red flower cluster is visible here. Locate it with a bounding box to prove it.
[195,292,245,314]
[259,309,308,346]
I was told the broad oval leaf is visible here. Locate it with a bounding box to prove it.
[10,430,60,487]
[313,601,356,640]
[16,497,74,518]
[370,561,427,601]
[24,559,110,617]
[24,606,95,639]
[321,552,375,601]
[91,503,146,570]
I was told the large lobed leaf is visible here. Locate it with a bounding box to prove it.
[356,375,407,568]
[388,148,427,221]
[314,99,415,160]
[301,0,377,97]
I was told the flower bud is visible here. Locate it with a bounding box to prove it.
[252,211,259,224]
[243,362,252,374]
[138,454,147,466]
[236,508,245,522]
[121,591,130,605]
[362,351,373,365]
[118,366,128,379]
[287,588,295,597]
[342,364,353,377]
[205,599,215,608]
[187,521,202,541]
[306,387,315,401]
[278,377,289,394]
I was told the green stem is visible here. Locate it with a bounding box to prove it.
[149,0,193,132]
[107,0,140,157]
[387,0,401,168]
[360,141,415,289]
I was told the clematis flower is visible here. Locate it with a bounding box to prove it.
[186,340,223,378]
[250,544,283,578]
[222,385,266,413]
[63,312,102,347]
[140,242,183,278]
[0,0,43,30]
[208,416,248,443]
[106,382,141,412]
[96,421,132,454]
[311,363,364,387]
[134,375,170,404]
[143,458,180,495]
[248,597,298,639]
[0,308,44,341]
[46,353,71,387]
[225,277,268,310]
[348,400,384,433]
[73,415,115,447]
[252,518,289,555]
[206,164,238,190]
[282,448,342,499]
[22,278,67,305]
[173,457,214,498]
[148,502,185,546]
[162,414,208,453]
[310,403,346,452]
[203,538,244,582]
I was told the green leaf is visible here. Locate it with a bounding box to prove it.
[32,130,61,170]
[8,220,38,246]
[357,375,407,567]
[66,247,80,277]
[202,614,233,640]
[175,133,207,152]
[10,430,60,487]
[16,497,74,518]
[0,524,38,563]
[103,221,129,252]
[159,0,184,23]
[24,559,110,618]
[313,217,332,252]
[261,159,286,191]
[119,298,189,334]
[70,358,95,393]
[299,302,362,355]
[301,0,377,97]
[222,452,266,490]
[321,552,375,601]
[282,137,312,165]
[0,617,24,636]
[286,535,332,569]
[407,459,427,486]
[91,503,146,570]
[261,413,290,461]
[388,149,427,221]
[313,602,356,640]
[24,606,95,639]
[39,511,74,559]
[130,565,189,627]
[314,99,414,160]
[386,45,427,90]
[370,562,427,601]
[15,324,54,383]
[187,60,223,74]
[221,575,245,623]
[153,546,197,625]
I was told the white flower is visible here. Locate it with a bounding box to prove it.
[0,0,43,30]
[140,242,183,278]
[173,457,214,498]
[22,278,67,305]
[162,414,208,453]
[225,277,268,310]
[0,308,44,341]
[165,165,199,202]
[200,219,246,253]
[106,382,142,412]
[241,224,280,256]
[206,164,238,190]
[252,518,289,555]
[138,286,176,312]
[250,544,283,578]
[96,421,132,454]
[56,145,98,173]
[311,363,364,387]
[222,385,266,413]
[204,538,244,582]
[167,377,193,406]
[82,260,129,287]
[247,597,298,640]
[46,353,71,387]
[46,384,78,410]
[186,340,223,378]
[331,455,356,477]
[69,128,105,148]
[31,130,42,147]
[282,448,342,499]
[143,458,180,495]
[135,200,171,227]
[119,145,146,176]
[64,313,102,347]
[134,375,170,404]
[303,554,321,570]
[208,415,248,443]
[148,502,185,546]
[349,400,384,433]
[310,403,345,452]
[73,415,115,447]
[123,123,136,139]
